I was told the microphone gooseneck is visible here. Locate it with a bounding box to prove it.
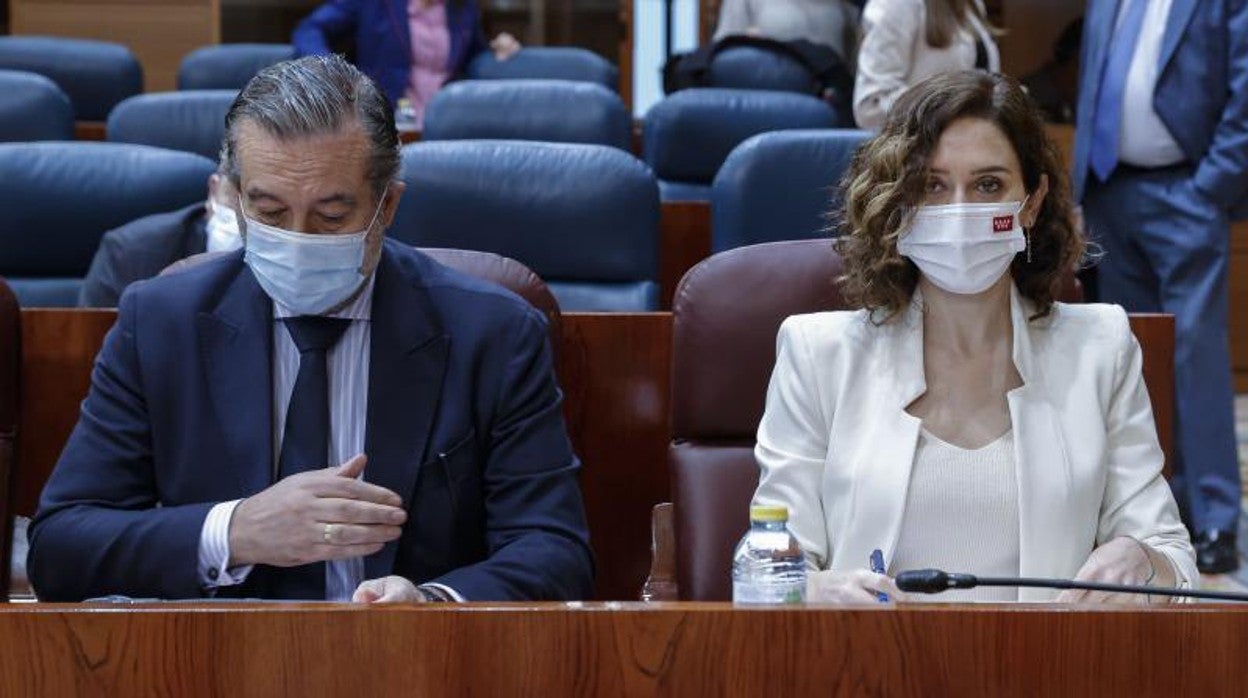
[895,568,1248,602]
[895,569,978,593]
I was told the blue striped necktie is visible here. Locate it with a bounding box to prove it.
[1088,0,1150,182]
[274,315,351,600]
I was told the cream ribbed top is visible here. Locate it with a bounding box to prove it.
[888,428,1020,602]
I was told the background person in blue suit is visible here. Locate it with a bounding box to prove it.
[27,55,593,603]
[1074,0,1248,574]
[293,0,520,128]
[78,167,240,308]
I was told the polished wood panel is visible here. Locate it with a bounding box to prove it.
[658,201,711,310]
[557,313,672,600]
[14,309,115,518]
[699,0,719,45]
[14,310,673,601]
[11,0,219,92]
[72,122,106,141]
[1232,221,1248,392]
[617,0,632,111]
[0,603,1245,695]
[1129,314,1175,476]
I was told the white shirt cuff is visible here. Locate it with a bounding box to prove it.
[198,499,254,589]
[423,583,466,602]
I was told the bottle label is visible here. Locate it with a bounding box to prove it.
[732,578,806,605]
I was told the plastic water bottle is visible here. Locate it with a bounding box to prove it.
[732,505,807,605]
[394,98,418,133]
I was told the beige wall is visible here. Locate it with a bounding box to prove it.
[11,0,220,93]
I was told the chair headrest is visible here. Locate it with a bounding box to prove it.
[466,47,618,91]
[643,88,837,184]
[107,90,238,159]
[178,43,295,91]
[418,247,561,338]
[393,140,659,284]
[707,45,817,94]
[0,69,73,142]
[423,80,630,150]
[711,129,871,252]
[0,36,142,120]
[0,142,214,276]
[672,240,847,439]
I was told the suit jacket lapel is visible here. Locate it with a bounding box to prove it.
[1006,289,1074,601]
[196,257,274,496]
[1157,0,1197,73]
[363,250,449,579]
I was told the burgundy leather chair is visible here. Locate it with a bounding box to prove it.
[161,247,563,354]
[666,240,848,600]
[0,277,19,600]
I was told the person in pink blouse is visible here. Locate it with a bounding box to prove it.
[294,0,521,127]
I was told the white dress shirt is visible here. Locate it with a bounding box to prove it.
[1117,0,1186,167]
[197,277,375,600]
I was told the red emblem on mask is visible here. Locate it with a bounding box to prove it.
[992,215,1014,233]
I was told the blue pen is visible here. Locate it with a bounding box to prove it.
[869,549,890,603]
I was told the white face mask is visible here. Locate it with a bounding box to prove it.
[205,199,241,253]
[240,196,384,315]
[896,198,1029,295]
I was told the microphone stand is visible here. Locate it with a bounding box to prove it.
[897,569,1248,602]
[974,576,1248,602]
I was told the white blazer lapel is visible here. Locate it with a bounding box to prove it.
[1006,289,1078,601]
[836,299,926,571]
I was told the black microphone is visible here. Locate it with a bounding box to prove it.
[895,568,1248,602]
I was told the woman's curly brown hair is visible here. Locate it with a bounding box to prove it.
[833,70,1085,322]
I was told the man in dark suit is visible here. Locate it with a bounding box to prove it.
[78,172,239,308]
[28,54,594,602]
[1074,0,1248,572]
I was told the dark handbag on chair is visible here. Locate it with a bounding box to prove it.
[662,36,855,125]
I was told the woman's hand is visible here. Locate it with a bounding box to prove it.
[807,569,906,604]
[352,575,424,603]
[1057,536,1174,604]
[491,32,522,61]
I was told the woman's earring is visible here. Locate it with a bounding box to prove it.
[1025,227,1032,264]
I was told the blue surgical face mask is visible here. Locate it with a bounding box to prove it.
[240,196,384,315]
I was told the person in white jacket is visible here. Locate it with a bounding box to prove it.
[713,0,860,59]
[754,70,1197,604]
[853,0,998,130]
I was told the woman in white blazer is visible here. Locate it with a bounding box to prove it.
[853,0,999,130]
[754,71,1197,603]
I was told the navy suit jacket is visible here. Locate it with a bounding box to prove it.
[78,203,209,308]
[29,240,594,602]
[1073,0,1248,219]
[292,0,488,106]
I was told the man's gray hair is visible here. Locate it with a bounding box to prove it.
[221,54,399,198]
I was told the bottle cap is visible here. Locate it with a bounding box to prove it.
[749,505,788,522]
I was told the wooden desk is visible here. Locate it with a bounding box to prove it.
[0,602,1244,695]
